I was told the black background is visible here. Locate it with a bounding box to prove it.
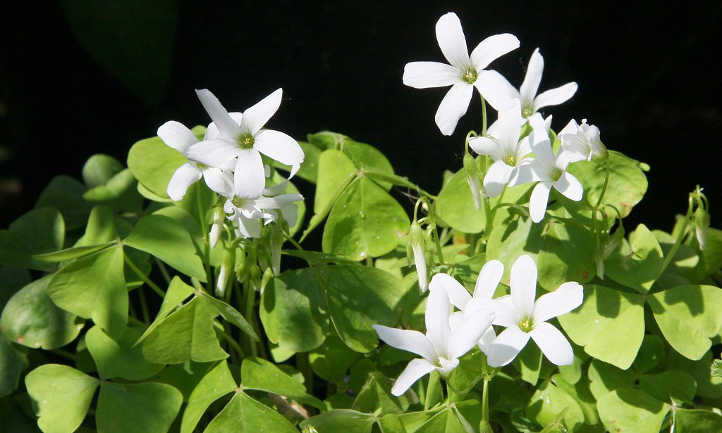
[2,1,721,233]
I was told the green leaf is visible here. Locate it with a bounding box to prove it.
[558,285,645,369]
[566,150,647,218]
[77,205,119,246]
[127,135,186,197]
[447,349,485,395]
[33,243,115,263]
[700,228,722,275]
[587,360,635,401]
[45,244,127,337]
[124,214,207,282]
[675,409,722,433]
[0,266,30,309]
[138,296,228,364]
[0,208,65,271]
[314,149,357,216]
[352,372,408,415]
[631,334,665,374]
[0,334,27,397]
[606,224,663,293]
[25,364,99,433]
[242,357,323,409]
[82,154,124,188]
[1,275,83,349]
[0,394,41,432]
[638,370,697,402]
[516,343,543,386]
[301,409,376,433]
[435,165,485,233]
[204,392,299,433]
[35,175,92,231]
[83,169,142,212]
[201,293,259,341]
[154,361,215,402]
[647,284,722,360]
[96,381,182,433]
[85,325,164,380]
[273,140,322,183]
[526,380,586,433]
[180,361,237,433]
[665,351,722,399]
[596,388,668,433]
[323,176,409,260]
[309,333,362,383]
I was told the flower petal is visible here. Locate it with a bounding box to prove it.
[486,326,530,367]
[483,160,514,197]
[435,12,470,69]
[530,321,574,366]
[470,33,520,71]
[157,121,198,154]
[254,129,304,172]
[235,211,262,238]
[242,89,282,135]
[232,149,266,199]
[529,181,551,223]
[492,295,520,327]
[434,83,473,136]
[426,284,451,358]
[469,136,503,160]
[391,358,437,396]
[534,82,578,111]
[448,309,494,359]
[533,281,583,323]
[372,325,436,361]
[477,326,497,355]
[186,139,239,170]
[167,163,202,201]
[474,70,519,111]
[510,255,537,316]
[202,167,234,197]
[520,48,544,108]
[195,89,241,138]
[254,193,304,210]
[403,62,461,89]
[474,259,504,300]
[430,273,471,310]
[553,171,583,202]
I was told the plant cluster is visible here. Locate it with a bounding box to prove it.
[1,11,721,433]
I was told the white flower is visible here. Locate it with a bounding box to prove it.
[403,12,519,135]
[468,103,537,197]
[526,114,584,223]
[433,261,504,357]
[476,48,578,118]
[373,284,494,396]
[559,118,607,161]
[157,121,231,201]
[409,221,428,292]
[186,89,304,199]
[487,255,582,367]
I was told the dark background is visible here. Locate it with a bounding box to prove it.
[2,1,721,232]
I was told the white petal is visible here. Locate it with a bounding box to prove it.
[254,193,304,210]
[254,129,305,170]
[186,139,239,170]
[435,12,470,69]
[195,89,241,138]
[434,83,473,136]
[372,325,436,361]
[202,167,234,197]
[430,273,471,310]
[486,326,530,367]
[530,321,574,365]
[534,82,578,111]
[167,163,202,201]
[157,121,198,154]
[491,296,520,327]
[553,172,583,202]
[205,112,243,140]
[449,311,465,333]
[232,149,266,199]
[426,285,451,358]
[508,163,537,186]
[483,160,514,197]
[470,33,520,71]
[510,255,537,316]
[235,212,262,238]
[474,259,504,300]
[474,70,520,111]
[529,181,551,223]
[520,48,544,108]
[391,358,437,396]
[469,136,503,160]
[403,62,461,89]
[242,89,282,135]
[533,281,584,323]
[448,309,495,359]
[559,118,579,136]
[557,148,586,169]
[493,102,523,152]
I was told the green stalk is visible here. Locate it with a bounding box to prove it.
[124,254,164,297]
[137,286,150,323]
[480,95,488,136]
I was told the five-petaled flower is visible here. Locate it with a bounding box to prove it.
[559,118,607,161]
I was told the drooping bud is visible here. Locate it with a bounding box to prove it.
[409,221,428,292]
[215,248,234,298]
[209,207,226,248]
[694,206,710,250]
[463,153,483,209]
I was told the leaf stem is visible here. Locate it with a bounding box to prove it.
[480,94,488,136]
[363,169,436,199]
[137,286,150,323]
[658,196,695,277]
[153,257,172,284]
[124,254,164,298]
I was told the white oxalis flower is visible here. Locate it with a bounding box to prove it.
[477,48,578,119]
[187,88,304,199]
[403,12,519,136]
[487,255,582,367]
[157,121,230,201]
[559,118,607,161]
[373,283,494,396]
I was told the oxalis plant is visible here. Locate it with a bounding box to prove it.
[1,11,721,433]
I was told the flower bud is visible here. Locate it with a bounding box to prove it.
[463,153,483,209]
[209,207,226,248]
[409,221,428,292]
[694,207,710,250]
[215,248,234,298]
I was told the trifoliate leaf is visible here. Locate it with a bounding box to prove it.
[0,208,65,271]
[435,165,486,233]
[35,175,92,231]
[96,381,182,433]
[301,409,376,433]
[203,392,299,433]
[127,135,186,197]
[0,334,27,397]
[180,361,237,433]
[606,224,663,293]
[85,325,164,380]
[596,388,668,433]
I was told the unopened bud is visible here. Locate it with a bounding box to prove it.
[215,249,234,298]
[463,153,483,209]
[209,208,226,248]
[694,207,710,250]
[409,221,428,292]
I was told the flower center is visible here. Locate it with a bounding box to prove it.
[522,105,535,118]
[238,133,255,149]
[462,67,478,84]
[503,153,517,167]
[518,316,534,333]
[550,167,563,182]
[231,196,247,208]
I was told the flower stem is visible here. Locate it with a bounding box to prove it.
[658,195,695,277]
[480,95,488,136]
[124,254,164,297]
